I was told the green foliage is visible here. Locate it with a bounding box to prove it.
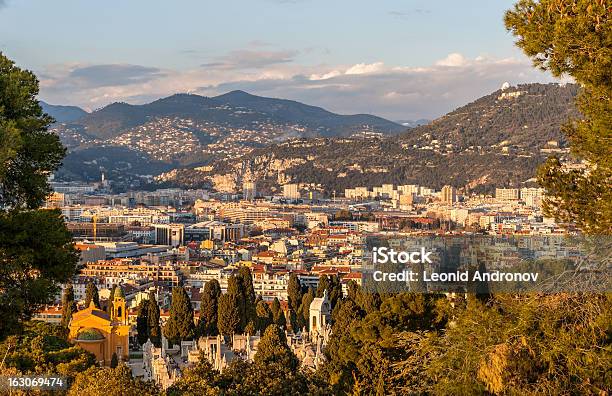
[168,352,324,396]
[0,53,67,208]
[402,294,612,395]
[0,321,96,383]
[136,299,150,346]
[316,275,342,309]
[217,293,240,337]
[61,284,77,329]
[84,281,100,308]
[227,275,247,332]
[199,279,221,336]
[0,53,78,340]
[299,288,315,330]
[269,297,286,329]
[110,352,118,368]
[316,275,330,298]
[237,267,257,329]
[505,0,612,234]
[68,363,159,396]
[147,291,161,348]
[164,286,196,344]
[287,273,303,311]
[254,324,298,370]
[256,300,273,333]
[166,352,220,395]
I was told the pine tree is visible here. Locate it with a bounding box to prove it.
[164,286,195,345]
[0,53,78,339]
[217,293,240,337]
[110,352,118,368]
[199,279,221,336]
[287,273,303,312]
[61,284,77,329]
[84,280,100,308]
[136,299,150,346]
[256,300,273,333]
[505,0,612,234]
[254,324,299,370]
[147,291,162,347]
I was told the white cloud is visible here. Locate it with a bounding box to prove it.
[38,53,560,119]
[435,53,468,67]
[345,62,385,75]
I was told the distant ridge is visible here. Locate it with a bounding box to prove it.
[40,101,88,123]
[56,91,404,140]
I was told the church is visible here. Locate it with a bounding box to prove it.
[68,286,130,366]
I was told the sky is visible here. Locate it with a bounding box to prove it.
[0,0,562,120]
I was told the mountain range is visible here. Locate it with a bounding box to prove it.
[157,83,580,194]
[40,101,88,123]
[47,91,404,183]
[47,83,580,193]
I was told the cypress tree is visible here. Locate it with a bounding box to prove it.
[316,275,330,297]
[328,275,343,310]
[217,293,240,337]
[199,279,221,336]
[136,299,150,346]
[287,308,298,332]
[61,284,77,329]
[270,297,281,319]
[84,280,100,308]
[271,297,286,329]
[227,275,246,332]
[256,300,273,333]
[110,352,118,368]
[164,286,195,345]
[238,267,257,327]
[147,291,162,347]
[287,273,303,312]
[300,288,315,329]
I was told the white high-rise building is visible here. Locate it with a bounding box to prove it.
[283,184,300,200]
[243,181,257,201]
[496,188,520,201]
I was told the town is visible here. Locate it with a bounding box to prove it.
[32,175,582,390]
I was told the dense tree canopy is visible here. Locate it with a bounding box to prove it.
[0,321,96,383]
[68,364,159,396]
[164,286,196,344]
[61,284,77,329]
[199,279,221,336]
[505,0,612,234]
[136,299,150,346]
[84,281,100,308]
[147,291,162,348]
[0,53,78,339]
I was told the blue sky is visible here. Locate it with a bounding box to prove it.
[0,0,560,119]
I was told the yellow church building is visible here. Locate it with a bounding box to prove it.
[69,286,130,366]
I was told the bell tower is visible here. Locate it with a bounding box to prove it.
[112,286,127,325]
